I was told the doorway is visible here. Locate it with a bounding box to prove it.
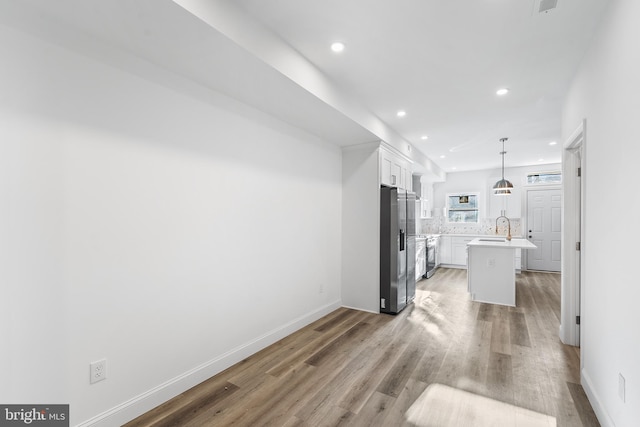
[526,188,561,271]
[560,120,585,348]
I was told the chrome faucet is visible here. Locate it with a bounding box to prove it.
[495,215,512,241]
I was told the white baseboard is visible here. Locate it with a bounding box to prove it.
[340,304,379,314]
[581,368,614,427]
[75,300,341,427]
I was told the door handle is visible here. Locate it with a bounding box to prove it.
[399,229,405,251]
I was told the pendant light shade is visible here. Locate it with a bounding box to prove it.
[493,137,513,195]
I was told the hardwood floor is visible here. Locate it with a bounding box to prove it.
[125,268,599,427]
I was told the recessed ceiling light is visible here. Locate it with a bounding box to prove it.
[451,167,457,170]
[440,155,446,159]
[549,141,557,146]
[330,42,345,53]
[496,88,509,96]
[538,158,545,162]
[396,110,406,117]
[421,135,429,140]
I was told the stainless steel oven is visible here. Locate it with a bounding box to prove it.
[425,235,439,278]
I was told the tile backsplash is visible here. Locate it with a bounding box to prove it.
[419,216,522,237]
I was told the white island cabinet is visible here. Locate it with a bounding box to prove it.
[467,238,537,306]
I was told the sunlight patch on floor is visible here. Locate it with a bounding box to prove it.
[405,383,556,427]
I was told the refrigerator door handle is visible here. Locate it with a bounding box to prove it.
[399,229,405,251]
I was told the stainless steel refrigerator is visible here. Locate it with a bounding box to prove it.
[380,186,416,314]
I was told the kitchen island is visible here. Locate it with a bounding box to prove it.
[467,237,537,306]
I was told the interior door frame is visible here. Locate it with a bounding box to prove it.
[560,120,586,348]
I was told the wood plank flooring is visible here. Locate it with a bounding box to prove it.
[125,268,599,427]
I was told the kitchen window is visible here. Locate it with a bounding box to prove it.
[526,171,562,185]
[446,193,479,223]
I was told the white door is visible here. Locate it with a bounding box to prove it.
[527,189,561,271]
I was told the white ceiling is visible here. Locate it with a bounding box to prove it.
[231,0,609,172]
[4,0,379,146]
[6,0,609,173]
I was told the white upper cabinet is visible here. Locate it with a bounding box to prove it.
[421,178,433,218]
[413,175,433,218]
[380,147,412,190]
[380,154,396,187]
[420,200,430,219]
[402,164,412,192]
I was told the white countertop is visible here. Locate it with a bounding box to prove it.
[437,233,524,238]
[467,237,537,250]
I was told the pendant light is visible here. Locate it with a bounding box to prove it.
[493,137,513,195]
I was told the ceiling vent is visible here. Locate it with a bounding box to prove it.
[538,0,558,13]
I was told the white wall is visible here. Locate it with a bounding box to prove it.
[433,164,561,219]
[341,145,380,313]
[0,23,343,425]
[562,1,640,426]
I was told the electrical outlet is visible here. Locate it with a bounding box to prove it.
[319,283,324,294]
[90,359,107,384]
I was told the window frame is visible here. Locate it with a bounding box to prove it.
[525,171,562,186]
[445,192,481,224]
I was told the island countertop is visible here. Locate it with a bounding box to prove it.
[467,237,537,250]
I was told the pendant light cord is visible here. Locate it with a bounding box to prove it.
[500,137,508,180]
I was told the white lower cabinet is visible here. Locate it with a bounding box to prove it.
[439,236,451,265]
[439,235,521,272]
[416,238,427,280]
[451,236,475,266]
